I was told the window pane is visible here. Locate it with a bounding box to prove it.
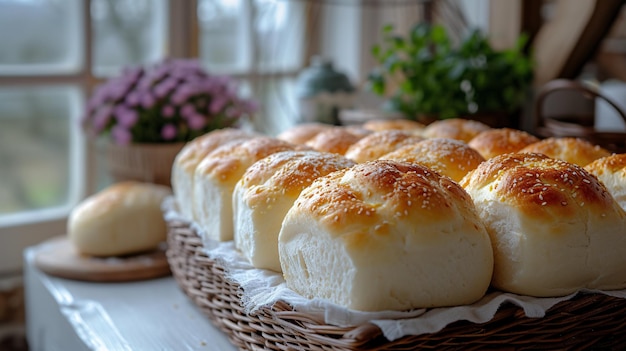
[250,77,298,135]
[0,87,83,221]
[0,0,83,74]
[198,0,251,73]
[254,0,305,72]
[92,0,168,77]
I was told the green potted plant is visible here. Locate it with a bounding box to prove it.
[367,23,533,127]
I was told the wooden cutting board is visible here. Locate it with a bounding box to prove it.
[34,236,171,282]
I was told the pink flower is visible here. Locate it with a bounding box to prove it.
[126,92,141,106]
[210,95,229,114]
[115,108,139,128]
[180,104,195,118]
[140,93,156,109]
[92,107,113,132]
[161,124,177,140]
[111,125,132,145]
[83,59,255,143]
[162,105,175,118]
[187,114,206,130]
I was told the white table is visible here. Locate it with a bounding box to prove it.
[24,246,237,351]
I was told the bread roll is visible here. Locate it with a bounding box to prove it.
[233,151,355,272]
[468,128,539,159]
[461,152,626,297]
[276,123,334,145]
[380,138,485,182]
[422,118,491,142]
[68,181,172,257]
[193,137,299,242]
[520,137,610,166]
[362,118,425,134]
[171,128,257,220]
[304,127,367,155]
[585,153,626,210]
[279,160,493,311]
[344,130,424,163]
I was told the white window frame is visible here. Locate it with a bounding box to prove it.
[0,0,438,274]
[0,0,312,273]
[0,1,94,274]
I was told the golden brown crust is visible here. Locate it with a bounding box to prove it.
[362,119,425,133]
[381,138,485,182]
[240,150,356,207]
[585,153,626,177]
[344,130,424,163]
[293,160,478,247]
[468,128,539,159]
[174,128,256,174]
[422,118,491,142]
[304,127,366,155]
[276,123,334,145]
[196,137,298,185]
[520,137,611,166]
[460,152,615,220]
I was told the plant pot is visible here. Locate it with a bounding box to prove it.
[106,142,186,187]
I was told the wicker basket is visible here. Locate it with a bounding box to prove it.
[166,219,626,351]
[534,79,626,154]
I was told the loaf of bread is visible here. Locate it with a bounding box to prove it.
[278,160,493,311]
[193,137,299,241]
[362,118,425,133]
[461,152,626,297]
[585,153,626,210]
[68,181,172,257]
[304,127,369,155]
[344,130,424,163]
[422,118,491,142]
[380,138,485,182]
[276,123,334,145]
[468,128,539,159]
[171,128,257,220]
[233,150,356,272]
[519,137,610,166]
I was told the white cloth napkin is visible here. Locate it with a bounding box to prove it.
[163,197,626,341]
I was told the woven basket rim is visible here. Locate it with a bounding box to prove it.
[166,218,626,350]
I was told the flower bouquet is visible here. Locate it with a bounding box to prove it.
[82,58,258,185]
[83,58,257,145]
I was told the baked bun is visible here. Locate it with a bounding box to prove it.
[233,151,356,272]
[468,128,539,159]
[305,127,367,155]
[68,181,172,257]
[380,138,485,182]
[276,123,334,145]
[520,137,610,166]
[585,153,626,210]
[279,160,493,311]
[344,130,424,163]
[461,153,626,297]
[362,118,425,134]
[171,128,257,220]
[422,118,491,142]
[193,137,298,241]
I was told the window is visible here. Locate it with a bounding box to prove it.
[0,0,308,273]
[0,0,436,273]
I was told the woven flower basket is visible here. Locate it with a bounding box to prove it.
[106,142,185,187]
[165,218,626,351]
